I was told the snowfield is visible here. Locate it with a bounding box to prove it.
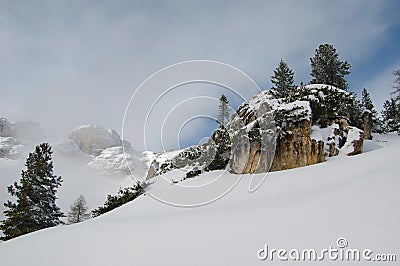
[0,133,399,265]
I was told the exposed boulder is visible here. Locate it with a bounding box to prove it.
[68,125,122,156]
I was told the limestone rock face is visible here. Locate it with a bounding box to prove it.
[269,120,325,172]
[68,125,122,156]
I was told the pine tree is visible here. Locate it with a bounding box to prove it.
[270,59,295,99]
[0,143,64,240]
[361,88,374,111]
[360,88,382,132]
[381,98,400,133]
[310,44,351,90]
[392,68,400,102]
[218,94,230,126]
[67,195,90,224]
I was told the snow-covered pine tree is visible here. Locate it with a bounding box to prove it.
[218,94,230,126]
[67,195,90,224]
[381,98,400,133]
[270,59,295,100]
[310,44,351,90]
[0,143,64,240]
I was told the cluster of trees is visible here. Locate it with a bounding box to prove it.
[270,43,400,133]
[91,183,144,217]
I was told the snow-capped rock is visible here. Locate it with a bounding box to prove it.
[68,125,123,156]
[88,146,154,178]
[340,126,364,155]
[0,137,27,159]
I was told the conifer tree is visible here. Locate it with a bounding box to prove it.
[310,44,351,90]
[392,68,400,102]
[0,143,64,240]
[360,88,382,132]
[270,59,295,99]
[361,88,374,111]
[218,94,230,126]
[381,98,400,133]
[67,195,90,224]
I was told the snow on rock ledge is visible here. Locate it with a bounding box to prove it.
[68,125,123,156]
[340,126,364,156]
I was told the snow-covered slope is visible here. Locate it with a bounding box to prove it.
[0,134,399,265]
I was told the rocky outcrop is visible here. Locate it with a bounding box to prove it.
[68,125,123,156]
[145,87,365,180]
[228,93,324,174]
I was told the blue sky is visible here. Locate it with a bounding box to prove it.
[1,0,399,151]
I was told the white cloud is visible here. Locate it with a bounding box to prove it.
[0,0,399,150]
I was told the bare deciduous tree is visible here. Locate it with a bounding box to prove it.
[68,195,90,224]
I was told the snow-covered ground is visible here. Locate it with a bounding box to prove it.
[0,133,399,265]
